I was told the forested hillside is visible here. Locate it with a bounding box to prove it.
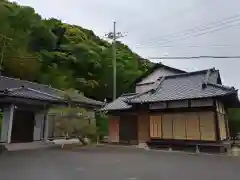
[0,0,152,100]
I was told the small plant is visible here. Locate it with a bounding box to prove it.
[51,107,98,145]
[50,88,99,147]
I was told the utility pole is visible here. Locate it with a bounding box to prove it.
[105,22,124,100]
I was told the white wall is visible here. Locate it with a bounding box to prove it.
[34,111,45,141]
[136,67,181,93]
[0,105,14,143]
[1,107,10,142]
[138,68,178,85]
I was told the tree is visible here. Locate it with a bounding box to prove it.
[51,107,97,143]
[50,89,98,146]
[228,108,240,138]
[0,0,152,101]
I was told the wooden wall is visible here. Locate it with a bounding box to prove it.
[150,111,216,141]
[218,113,227,140]
[216,100,228,140]
[150,115,161,138]
[138,112,150,143]
[108,116,119,143]
[108,113,150,144]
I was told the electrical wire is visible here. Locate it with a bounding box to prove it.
[121,0,216,34]
[136,14,240,47]
[141,13,240,45]
[135,44,240,49]
[148,56,240,60]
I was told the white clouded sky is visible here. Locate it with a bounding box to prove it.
[10,0,240,90]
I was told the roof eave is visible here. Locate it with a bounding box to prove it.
[0,93,65,104]
[128,91,238,105]
[71,99,103,107]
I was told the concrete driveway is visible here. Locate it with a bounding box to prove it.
[0,147,240,180]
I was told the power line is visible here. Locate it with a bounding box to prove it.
[148,56,240,60]
[137,13,240,47]
[137,20,240,47]
[135,44,240,49]
[142,13,240,45]
[122,0,216,34]
[104,22,125,100]
[156,21,240,47]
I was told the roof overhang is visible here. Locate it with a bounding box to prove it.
[216,91,240,108]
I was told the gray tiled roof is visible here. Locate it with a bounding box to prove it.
[2,87,61,102]
[70,94,103,106]
[129,69,236,103]
[0,76,102,106]
[0,76,62,96]
[101,69,237,111]
[100,93,137,111]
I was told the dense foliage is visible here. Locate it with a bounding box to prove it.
[0,0,152,101]
[228,108,240,137]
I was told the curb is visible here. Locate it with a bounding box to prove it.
[90,144,240,158]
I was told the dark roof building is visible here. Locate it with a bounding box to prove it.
[0,75,103,144]
[102,68,238,111]
[103,64,240,150]
[0,76,103,107]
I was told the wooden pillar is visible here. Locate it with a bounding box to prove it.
[7,104,15,144]
[214,101,221,141]
[44,114,49,142]
[0,109,3,142]
[225,111,230,139]
[138,111,150,143]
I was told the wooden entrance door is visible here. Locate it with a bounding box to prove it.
[11,110,35,143]
[119,115,138,145]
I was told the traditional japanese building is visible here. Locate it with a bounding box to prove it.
[102,63,239,151]
[0,76,102,144]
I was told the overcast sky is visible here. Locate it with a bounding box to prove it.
[11,0,240,90]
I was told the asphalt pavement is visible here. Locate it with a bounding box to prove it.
[0,147,240,180]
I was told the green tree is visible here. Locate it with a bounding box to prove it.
[228,108,240,137]
[51,107,97,139]
[0,0,152,101]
